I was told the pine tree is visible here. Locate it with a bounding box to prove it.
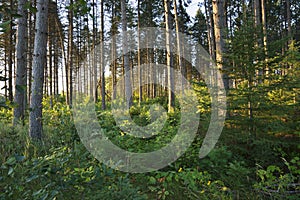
[121,0,132,107]
[13,0,28,124]
[164,0,175,112]
[29,0,49,140]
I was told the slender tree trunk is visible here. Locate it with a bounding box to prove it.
[92,0,98,103]
[164,0,175,112]
[29,0,49,140]
[13,0,28,125]
[44,45,48,95]
[27,0,36,105]
[48,11,53,107]
[212,0,229,91]
[253,0,261,28]
[111,4,117,99]
[121,0,132,107]
[254,0,263,83]
[8,0,14,102]
[67,0,73,106]
[173,0,184,93]
[100,0,106,109]
[206,0,216,60]
[137,0,142,103]
[4,41,8,99]
[286,0,292,43]
[54,40,59,95]
[261,0,268,78]
[204,0,212,58]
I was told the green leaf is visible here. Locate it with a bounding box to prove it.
[148,186,157,192]
[41,192,49,200]
[33,189,43,196]
[8,167,14,176]
[26,174,39,183]
[149,176,156,184]
[15,155,25,162]
[5,157,16,165]
[50,190,59,197]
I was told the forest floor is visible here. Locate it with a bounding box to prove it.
[0,97,299,199]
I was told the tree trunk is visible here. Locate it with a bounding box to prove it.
[204,0,214,59]
[67,0,74,106]
[261,0,268,78]
[8,0,14,102]
[13,0,28,125]
[29,0,49,140]
[111,4,117,99]
[164,0,175,112]
[253,0,261,28]
[100,0,106,109]
[253,0,263,83]
[137,0,142,103]
[27,0,36,105]
[286,0,292,42]
[173,0,184,93]
[92,0,98,103]
[212,0,229,91]
[121,0,133,107]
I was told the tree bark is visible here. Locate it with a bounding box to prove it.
[100,0,106,109]
[164,0,175,112]
[137,0,142,103]
[253,0,261,28]
[173,0,184,93]
[261,0,268,78]
[111,4,117,99]
[92,0,98,103]
[13,0,28,125]
[286,0,292,42]
[8,0,14,102]
[204,0,215,60]
[29,0,49,140]
[121,0,133,107]
[27,0,36,105]
[212,0,229,90]
[67,0,74,106]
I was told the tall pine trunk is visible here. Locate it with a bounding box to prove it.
[164,0,175,112]
[92,0,98,103]
[29,0,49,140]
[121,0,132,107]
[8,0,14,102]
[13,0,28,125]
[261,0,268,78]
[286,0,292,43]
[67,0,73,106]
[173,0,184,93]
[204,0,216,60]
[212,0,229,90]
[100,0,106,109]
[137,0,142,103]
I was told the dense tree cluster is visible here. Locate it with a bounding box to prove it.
[0,0,299,139]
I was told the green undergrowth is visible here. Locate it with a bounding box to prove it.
[0,96,299,199]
